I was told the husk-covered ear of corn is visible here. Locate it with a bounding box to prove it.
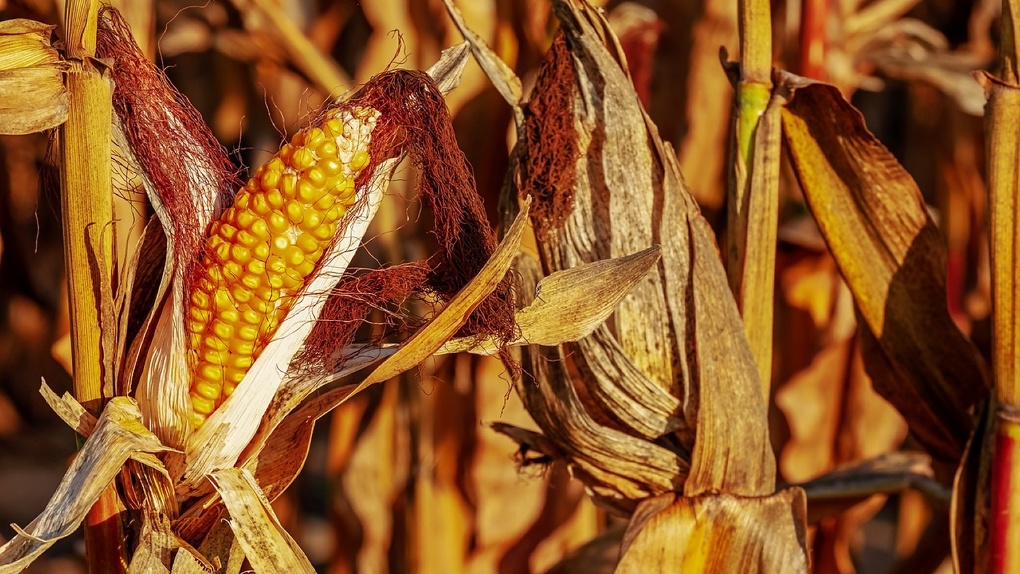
[187,107,378,426]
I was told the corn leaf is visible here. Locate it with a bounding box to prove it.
[0,394,171,574]
[0,19,68,134]
[615,490,809,573]
[779,72,990,462]
[209,468,314,574]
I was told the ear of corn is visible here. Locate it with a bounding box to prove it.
[187,106,379,427]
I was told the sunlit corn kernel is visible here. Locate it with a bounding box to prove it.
[218,223,238,242]
[308,248,323,264]
[296,260,316,278]
[266,189,285,210]
[208,266,223,282]
[295,232,318,253]
[282,245,304,266]
[299,182,320,205]
[228,354,254,370]
[253,242,270,260]
[267,212,289,234]
[305,127,326,148]
[187,319,206,336]
[220,307,239,324]
[223,261,243,281]
[281,173,298,198]
[235,230,257,248]
[326,206,344,221]
[321,158,343,176]
[241,308,261,325]
[252,194,271,216]
[248,296,272,314]
[300,210,324,232]
[191,290,211,310]
[268,274,285,289]
[229,339,255,356]
[225,368,246,385]
[190,307,211,325]
[285,201,304,223]
[271,235,290,256]
[247,259,267,276]
[350,150,370,171]
[233,194,250,211]
[194,379,223,401]
[314,194,334,211]
[229,283,252,304]
[211,320,234,341]
[213,241,231,262]
[311,222,336,241]
[325,118,343,136]
[198,364,224,383]
[306,167,326,187]
[317,141,338,159]
[282,270,303,288]
[203,335,227,352]
[235,211,256,231]
[253,283,279,302]
[266,255,288,275]
[191,394,216,415]
[250,219,270,240]
[279,144,294,163]
[260,167,280,190]
[190,412,207,428]
[241,273,261,291]
[223,383,236,398]
[237,325,259,342]
[213,289,233,311]
[230,244,252,265]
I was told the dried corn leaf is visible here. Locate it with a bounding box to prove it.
[779,72,990,462]
[0,395,171,574]
[209,468,314,574]
[127,511,176,574]
[171,515,244,574]
[437,245,663,355]
[0,19,68,134]
[615,490,809,573]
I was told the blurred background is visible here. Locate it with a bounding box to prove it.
[0,0,995,572]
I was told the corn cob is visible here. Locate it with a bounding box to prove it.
[187,106,379,428]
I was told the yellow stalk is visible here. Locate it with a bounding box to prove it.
[60,1,125,572]
[729,0,778,401]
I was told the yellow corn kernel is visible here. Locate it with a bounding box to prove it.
[187,106,379,427]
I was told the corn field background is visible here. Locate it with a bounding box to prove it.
[0,0,1010,572]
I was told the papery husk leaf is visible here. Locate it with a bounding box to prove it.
[951,402,992,573]
[40,381,97,436]
[209,468,314,574]
[127,511,176,574]
[171,515,244,574]
[0,395,172,573]
[791,452,948,523]
[0,19,68,134]
[238,200,527,501]
[778,72,990,462]
[438,246,664,355]
[615,491,809,573]
[176,157,397,498]
[501,0,774,499]
[441,0,523,109]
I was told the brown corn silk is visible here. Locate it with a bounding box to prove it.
[303,70,518,371]
[521,32,580,236]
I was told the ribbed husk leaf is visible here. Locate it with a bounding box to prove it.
[0,390,171,574]
[459,0,775,506]
[0,19,68,134]
[615,490,809,573]
[778,71,990,462]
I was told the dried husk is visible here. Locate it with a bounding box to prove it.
[0,19,68,134]
[778,72,991,462]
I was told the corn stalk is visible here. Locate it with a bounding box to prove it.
[59,0,125,571]
[729,0,780,400]
[986,0,1020,569]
